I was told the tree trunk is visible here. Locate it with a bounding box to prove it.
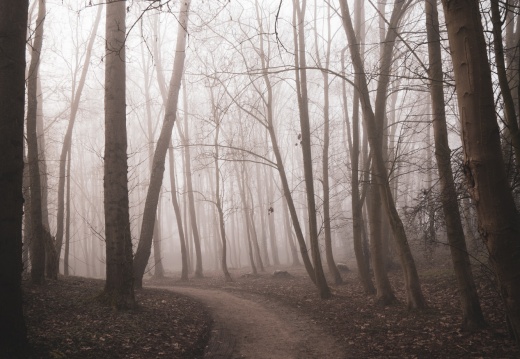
[102,0,135,309]
[293,0,331,299]
[339,0,426,309]
[55,4,103,277]
[425,0,486,330]
[0,0,29,354]
[27,0,47,285]
[168,143,189,281]
[491,0,520,169]
[133,0,191,288]
[441,0,520,341]
[64,151,72,276]
[342,1,375,295]
[266,169,280,265]
[214,122,232,281]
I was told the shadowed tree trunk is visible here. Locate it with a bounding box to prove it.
[341,2,375,295]
[27,0,47,285]
[102,0,135,309]
[0,0,29,354]
[339,0,427,309]
[425,0,486,330]
[441,0,520,341]
[133,0,191,288]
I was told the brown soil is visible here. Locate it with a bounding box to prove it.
[23,264,520,358]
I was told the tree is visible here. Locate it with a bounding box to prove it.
[27,0,48,284]
[339,0,427,308]
[0,0,29,355]
[441,0,520,341]
[102,0,136,309]
[425,0,486,330]
[293,0,331,299]
[133,0,191,288]
[56,2,103,276]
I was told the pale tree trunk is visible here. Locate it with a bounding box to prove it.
[102,0,135,309]
[0,0,29,354]
[441,0,520,341]
[56,3,103,275]
[246,178,265,272]
[425,0,486,330]
[293,0,331,299]
[255,163,270,267]
[27,0,47,284]
[342,2,375,295]
[339,0,426,309]
[133,0,191,287]
[64,150,72,276]
[283,195,301,266]
[315,2,342,285]
[266,168,280,265]
[168,142,189,281]
[214,120,232,281]
[237,164,257,274]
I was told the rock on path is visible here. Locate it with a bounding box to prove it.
[164,286,347,359]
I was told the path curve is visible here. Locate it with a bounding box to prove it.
[162,286,347,359]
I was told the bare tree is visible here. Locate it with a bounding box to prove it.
[441,0,520,341]
[425,0,486,330]
[133,0,192,288]
[339,0,427,309]
[102,0,135,309]
[27,0,48,284]
[293,0,331,299]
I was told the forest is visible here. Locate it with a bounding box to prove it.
[1,0,520,357]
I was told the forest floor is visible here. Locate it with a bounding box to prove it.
[23,261,520,358]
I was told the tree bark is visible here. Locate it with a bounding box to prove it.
[102,0,135,309]
[133,0,191,288]
[441,0,520,341]
[0,0,29,354]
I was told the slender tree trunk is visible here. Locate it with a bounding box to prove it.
[491,0,520,169]
[293,0,331,299]
[102,0,135,309]
[339,0,426,308]
[266,169,280,265]
[253,4,315,282]
[237,165,257,274]
[314,3,342,285]
[441,0,520,341]
[133,0,191,287]
[342,2,375,295]
[283,195,301,266]
[168,143,188,281]
[64,150,72,276]
[214,122,232,281]
[0,0,29,354]
[55,4,103,275]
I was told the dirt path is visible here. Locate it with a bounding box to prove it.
[163,286,347,359]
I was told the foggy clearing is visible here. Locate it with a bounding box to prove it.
[2,0,520,358]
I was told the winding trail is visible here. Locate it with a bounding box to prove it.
[163,286,347,359]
